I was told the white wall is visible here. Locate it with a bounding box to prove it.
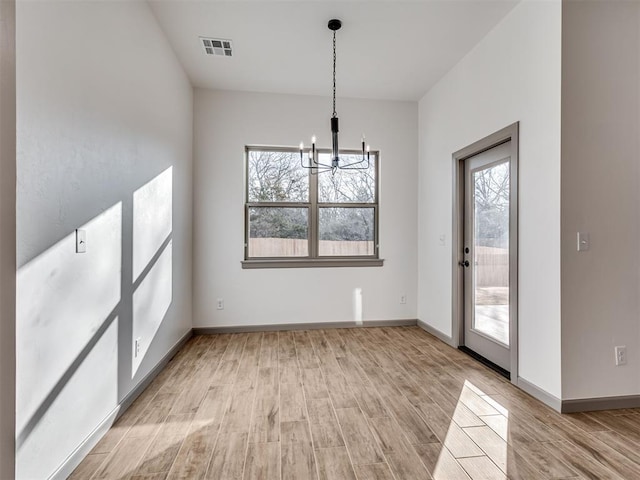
[193,89,418,327]
[0,0,16,477]
[16,2,193,478]
[417,1,562,398]
[561,0,640,400]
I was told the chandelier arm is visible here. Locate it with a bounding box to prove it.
[339,155,369,169]
[341,157,365,166]
[313,161,334,169]
[309,165,334,174]
[315,167,335,175]
[300,151,333,170]
[312,153,332,168]
[340,162,365,169]
[340,163,370,170]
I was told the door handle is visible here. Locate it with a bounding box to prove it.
[459,260,470,267]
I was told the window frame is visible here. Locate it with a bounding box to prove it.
[242,145,383,269]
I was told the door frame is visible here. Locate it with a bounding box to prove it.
[452,122,519,385]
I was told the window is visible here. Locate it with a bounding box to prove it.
[243,146,382,268]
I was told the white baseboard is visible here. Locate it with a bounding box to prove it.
[561,394,640,413]
[416,319,455,347]
[516,377,562,413]
[49,330,193,480]
[193,318,417,334]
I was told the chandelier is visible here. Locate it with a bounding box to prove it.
[300,19,370,174]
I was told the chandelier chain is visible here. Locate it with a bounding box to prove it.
[332,30,337,118]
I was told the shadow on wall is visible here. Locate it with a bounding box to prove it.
[16,167,174,479]
[133,167,174,377]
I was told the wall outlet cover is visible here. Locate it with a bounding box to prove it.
[615,346,627,366]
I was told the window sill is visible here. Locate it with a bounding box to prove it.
[241,258,384,269]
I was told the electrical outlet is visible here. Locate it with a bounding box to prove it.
[135,338,141,358]
[615,346,627,366]
[400,294,407,304]
[577,232,590,252]
[216,298,224,310]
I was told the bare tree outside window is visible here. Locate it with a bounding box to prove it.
[317,153,375,203]
[318,208,375,256]
[474,161,509,249]
[248,150,308,202]
[473,160,510,316]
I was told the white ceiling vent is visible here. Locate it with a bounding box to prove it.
[200,37,233,57]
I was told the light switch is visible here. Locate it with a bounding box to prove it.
[577,232,589,252]
[76,229,87,253]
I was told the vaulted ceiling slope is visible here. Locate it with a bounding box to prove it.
[149,0,519,101]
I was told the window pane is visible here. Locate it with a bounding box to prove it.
[318,207,375,256]
[248,207,308,257]
[248,150,309,202]
[318,153,376,203]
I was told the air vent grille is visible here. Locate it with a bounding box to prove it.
[200,37,233,57]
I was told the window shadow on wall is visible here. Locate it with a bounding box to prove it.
[16,167,175,478]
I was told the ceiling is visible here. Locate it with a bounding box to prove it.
[149,1,519,102]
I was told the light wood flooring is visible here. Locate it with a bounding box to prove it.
[71,326,640,479]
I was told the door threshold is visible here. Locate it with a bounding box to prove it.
[459,346,510,380]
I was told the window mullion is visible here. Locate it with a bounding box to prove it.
[317,202,374,209]
[309,171,319,258]
[246,202,309,208]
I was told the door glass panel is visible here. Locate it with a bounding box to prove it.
[473,160,509,345]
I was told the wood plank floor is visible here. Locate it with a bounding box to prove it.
[71,326,640,479]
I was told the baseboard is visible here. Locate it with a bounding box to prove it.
[416,319,455,347]
[49,329,193,480]
[115,330,193,419]
[49,407,120,480]
[561,394,640,413]
[193,318,417,334]
[516,376,562,413]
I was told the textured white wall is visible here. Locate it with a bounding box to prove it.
[417,1,562,398]
[193,89,418,327]
[0,0,16,477]
[16,2,193,478]
[561,0,640,400]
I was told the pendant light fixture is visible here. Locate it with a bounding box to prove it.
[300,19,370,174]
